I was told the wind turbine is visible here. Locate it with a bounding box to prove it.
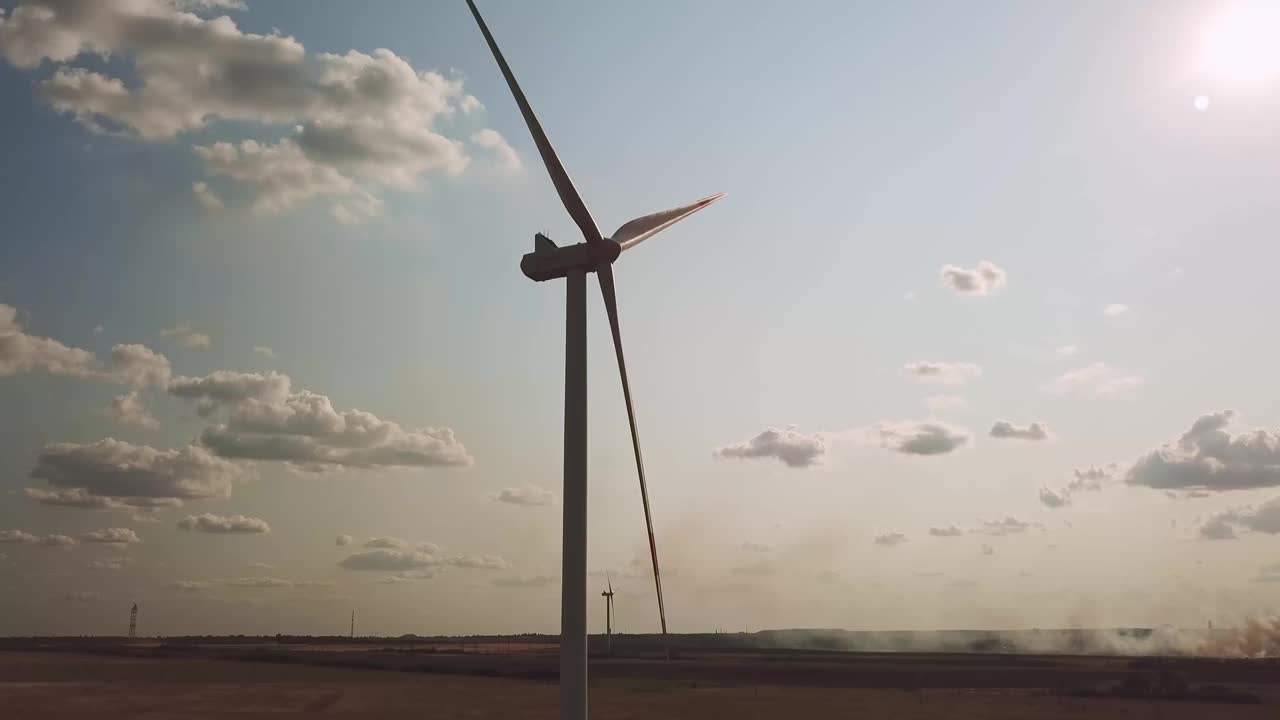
[601,573,615,656]
[465,2,724,718]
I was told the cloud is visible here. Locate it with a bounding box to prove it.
[168,370,291,407]
[1041,362,1143,397]
[39,534,77,548]
[980,544,995,556]
[1,305,170,386]
[1102,304,1131,318]
[29,438,242,507]
[252,346,274,359]
[105,344,173,386]
[444,555,509,570]
[170,580,214,592]
[0,530,36,544]
[180,1,248,12]
[902,361,982,386]
[338,549,436,571]
[249,562,274,570]
[335,534,352,547]
[178,513,270,534]
[99,390,160,430]
[871,420,971,456]
[471,128,523,175]
[26,488,126,510]
[493,575,556,588]
[160,322,212,349]
[1199,514,1238,540]
[740,541,773,553]
[87,557,133,570]
[989,420,1051,441]
[1038,486,1071,508]
[1039,464,1116,508]
[715,427,825,468]
[1,304,96,378]
[81,527,142,546]
[192,181,223,211]
[928,525,964,537]
[1199,498,1280,540]
[226,576,294,588]
[378,570,436,584]
[195,139,387,219]
[1069,465,1115,492]
[493,485,555,506]
[1126,411,1280,491]
[1056,345,1080,357]
[1253,564,1280,583]
[337,545,505,573]
[939,261,1007,296]
[170,370,472,470]
[975,517,1040,536]
[65,591,99,602]
[874,532,907,547]
[0,529,75,547]
[0,1,497,221]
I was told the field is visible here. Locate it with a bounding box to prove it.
[5,636,1280,718]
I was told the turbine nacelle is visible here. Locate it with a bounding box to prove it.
[521,191,726,282]
[521,234,620,282]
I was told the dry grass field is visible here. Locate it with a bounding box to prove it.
[5,640,1280,718]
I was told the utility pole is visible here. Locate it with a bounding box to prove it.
[350,610,355,639]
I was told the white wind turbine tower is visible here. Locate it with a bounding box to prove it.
[465,2,725,718]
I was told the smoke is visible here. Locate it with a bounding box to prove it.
[736,618,1280,658]
[1202,616,1280,658]
[743,626,1209,657]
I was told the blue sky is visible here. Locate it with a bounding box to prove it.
[3,0,1280,637]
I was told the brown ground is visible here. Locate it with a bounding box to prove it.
[4,647,1279,718]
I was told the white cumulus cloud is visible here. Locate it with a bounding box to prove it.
[0,0,503,222]
[939,261,1006,296]
[715,427,825,468]
[160,322,211,349]
[178,513,270,534]
[99,390,160,430]
[903,361,982,386]
[1127,411,1280,492]
[81,527,142,546]
[29,439,242,508]
[989,420,1051,441]
[493,485,556,506]
[1041,362,1143,397]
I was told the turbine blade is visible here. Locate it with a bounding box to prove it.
[465,0,604,246]
[612,193,725,251]
[606,571,613,595]
[596,263,668,658]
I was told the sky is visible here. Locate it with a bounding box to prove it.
[3,0,1280,638]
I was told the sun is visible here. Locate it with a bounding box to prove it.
[1201,0,1280,84]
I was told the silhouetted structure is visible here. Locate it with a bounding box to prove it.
[350,610,355,639]
[601,574,615,655]
[128,603,137,638]
[465,2,723,717]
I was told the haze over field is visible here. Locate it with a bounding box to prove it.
[4,0,1280,638]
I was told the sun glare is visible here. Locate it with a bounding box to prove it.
[1201,0,1280,84]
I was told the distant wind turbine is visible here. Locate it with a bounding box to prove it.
[601,573,615,656]
[465,2,724,718]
